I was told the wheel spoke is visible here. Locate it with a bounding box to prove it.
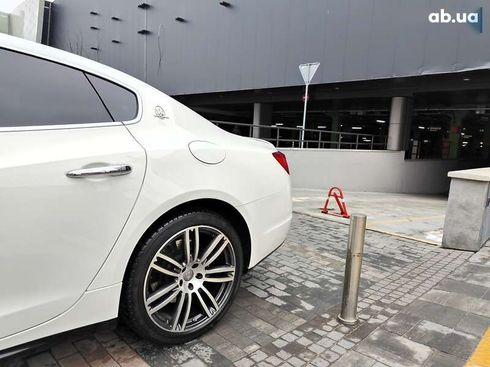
[204,240,229,267]
[193,227,200,262]
[184,229,191,264]
[156,253,183,270]
[151,263,179,278]
[200,234,224,263]
[181,293,192,331]
[146,281,178,305]
[201,286,219,311]
[148,289,180,315]
[172,292,185,331]
[196,289,212,318]
[206,265,235,274]
[204,275,234,283]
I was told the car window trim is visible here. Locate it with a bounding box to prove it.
[84,73,116,122]
[0,46,142,131]
[0,121,123,133]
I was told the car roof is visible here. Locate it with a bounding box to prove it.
[0,33,148,91]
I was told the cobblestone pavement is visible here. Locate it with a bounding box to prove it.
[4,213,490,367]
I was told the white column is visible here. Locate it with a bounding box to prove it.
[387,97,412,151]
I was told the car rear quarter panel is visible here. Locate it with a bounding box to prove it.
[89,92,290,289]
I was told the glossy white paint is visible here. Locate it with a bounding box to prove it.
[0,126,145,339]
[188,141,226,164]
[0,285,122,353]
[0,34,292,352]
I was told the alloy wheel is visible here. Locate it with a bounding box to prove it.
[143,225,237,333]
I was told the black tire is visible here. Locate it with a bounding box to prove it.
[121,210,243,344]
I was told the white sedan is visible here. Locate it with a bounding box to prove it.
[0,34,291,353]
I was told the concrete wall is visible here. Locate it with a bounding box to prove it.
[6,0,44,42]
[283,149,469,194]
[51,0,490,95]
[443,178,490,250]
[483,188,490,245]
[0,13,8,35]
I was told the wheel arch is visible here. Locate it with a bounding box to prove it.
[122,198,252,290]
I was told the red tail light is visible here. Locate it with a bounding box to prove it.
[272,151,290,174]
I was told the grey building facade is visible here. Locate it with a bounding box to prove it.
[51,0,490,95]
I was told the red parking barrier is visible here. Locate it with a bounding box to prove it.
[321,187,350,218]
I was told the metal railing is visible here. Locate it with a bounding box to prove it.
[211,120,388,150]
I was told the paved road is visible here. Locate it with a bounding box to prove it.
[4,213,490,367]
[292,189,447,245]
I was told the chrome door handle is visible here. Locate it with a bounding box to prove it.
[66,164,132,178]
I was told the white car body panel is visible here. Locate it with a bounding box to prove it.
[88,97,292,289]
[0,126,146,339]
[0,285,122,353]
[0,34,292,352]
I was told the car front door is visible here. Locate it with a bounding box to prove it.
[0,48,146,339]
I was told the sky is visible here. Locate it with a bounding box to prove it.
[0,0,23,13]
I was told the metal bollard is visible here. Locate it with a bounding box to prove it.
[338,214,367,326]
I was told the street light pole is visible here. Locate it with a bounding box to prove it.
[299,62,320,149]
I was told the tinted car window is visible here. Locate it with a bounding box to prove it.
[0,48,112,127]
[86,74,138,122]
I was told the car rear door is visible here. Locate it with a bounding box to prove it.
[0,48,145,338]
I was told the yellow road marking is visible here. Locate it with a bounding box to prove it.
[366,227,440,246]
[466,328,490,367]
